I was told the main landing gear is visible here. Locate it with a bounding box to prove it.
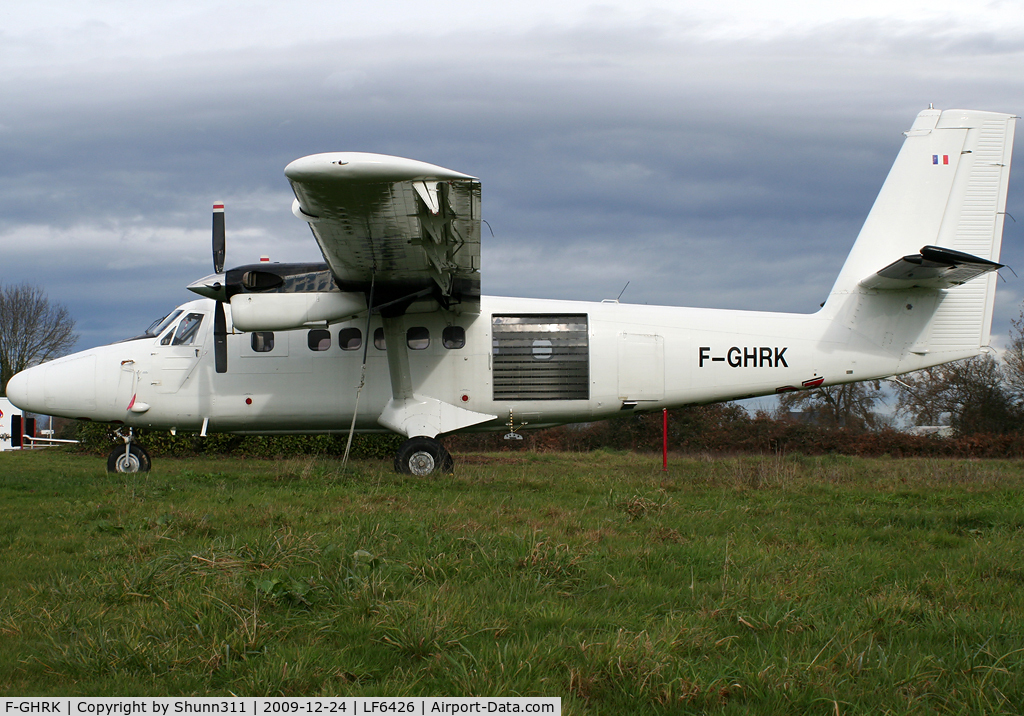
[394,436,454,476]
[107,429,152,473]
[103,430,451,476]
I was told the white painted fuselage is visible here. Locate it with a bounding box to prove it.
[6,288,980,436]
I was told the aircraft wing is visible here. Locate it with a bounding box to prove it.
[285,153,481,309]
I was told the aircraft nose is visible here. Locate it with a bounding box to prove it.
[5,354,99,418]
[5,366,42,413]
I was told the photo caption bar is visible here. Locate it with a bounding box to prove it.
[2,698,560,716]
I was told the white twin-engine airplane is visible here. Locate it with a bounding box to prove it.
[5,108,1017,474]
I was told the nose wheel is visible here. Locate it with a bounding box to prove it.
[107,429,152,473]
[394,437,454,476]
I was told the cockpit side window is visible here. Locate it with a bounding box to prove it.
[171,313,205,346]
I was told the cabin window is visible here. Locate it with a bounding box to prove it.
[443,326,466,349]
[491,314,589,400]
[251,332,274,352]
[374,328,386,350]
[407,327,429,350]
[171,313,205,346]
[339,327,362,351]
[307,329,331,351]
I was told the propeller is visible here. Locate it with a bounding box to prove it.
[212,202,228,374]
[213,202,225,273]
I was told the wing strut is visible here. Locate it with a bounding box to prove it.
[341,275,376,472]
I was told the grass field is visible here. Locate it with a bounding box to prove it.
[2,449,1024,714]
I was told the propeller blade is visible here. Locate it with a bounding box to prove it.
[212,202,225,274]
[214,301,228,374]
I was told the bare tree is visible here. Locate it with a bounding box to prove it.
[778,379,884,430]
[892,354,1021,435]
[889,305,1024,435]
[0,283,78,396]
[1003,311,1024,399]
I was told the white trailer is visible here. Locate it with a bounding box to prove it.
[0,397,35,451]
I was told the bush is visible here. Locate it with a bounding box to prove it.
[72,421,403,459]
[68,403,1024,461]
[449,405,1024,459]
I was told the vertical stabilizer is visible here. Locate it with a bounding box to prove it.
[824,108,1015,365]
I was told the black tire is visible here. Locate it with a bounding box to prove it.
[394,437,454,476]
[107,443,152,473]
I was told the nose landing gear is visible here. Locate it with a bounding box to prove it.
[107,428,152,473]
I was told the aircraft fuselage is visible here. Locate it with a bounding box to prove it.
[10,291,966,436]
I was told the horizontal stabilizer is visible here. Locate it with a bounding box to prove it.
[859,245,1003,290]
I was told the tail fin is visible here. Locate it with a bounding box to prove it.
[824,108,1016,366]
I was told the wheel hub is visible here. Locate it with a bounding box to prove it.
[115,452,141,473]
[407,450,436,476]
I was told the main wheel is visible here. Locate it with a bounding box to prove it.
[107,443,152,473]
[394,437,454,476]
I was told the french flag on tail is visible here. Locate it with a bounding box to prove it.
[933,154,949,165]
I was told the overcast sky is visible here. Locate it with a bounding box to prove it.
[3,0,1024,368]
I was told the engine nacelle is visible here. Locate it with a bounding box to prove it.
[230,292,366,331]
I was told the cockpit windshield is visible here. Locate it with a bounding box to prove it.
[160,312,205,346]
[145,309,184,338]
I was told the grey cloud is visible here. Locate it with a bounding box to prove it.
[2,20,1024,349]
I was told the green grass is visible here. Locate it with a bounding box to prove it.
[2,449,1024,713]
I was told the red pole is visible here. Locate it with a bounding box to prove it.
[662,408,668,472]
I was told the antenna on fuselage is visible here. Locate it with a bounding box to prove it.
[602,281,630,304]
